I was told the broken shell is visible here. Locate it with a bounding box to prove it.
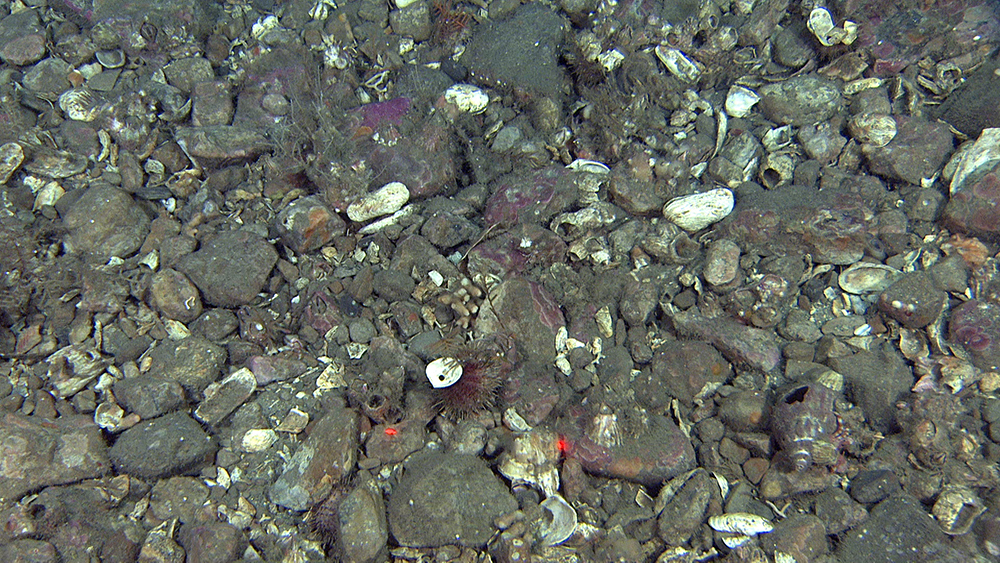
[808,7,857,47]
[759,153,794,189]
[933,485,985,535]
[949,128,1000,195]
[725,85,760,118]
[848,113,897,147]
[347,181,410,222]
[838,262,903,294]
[663,187,734,231]
[32,181,64,210]
[708,513,774,536]
[655,45,702,83]
[426,357,463,388]
[445,83,489,114]
[95,49,125,68]
[0,142,25,184]
[539,494,577,546]
[497,428,561,497]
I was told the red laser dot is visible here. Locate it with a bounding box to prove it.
[384,427,398,436]
[556,437,568,453]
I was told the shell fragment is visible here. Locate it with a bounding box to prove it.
[709,513,774,536]
[445,83,489,114]
[347,181,410,222]
[540,494,577,546]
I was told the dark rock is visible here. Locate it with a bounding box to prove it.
[460,4,567,98]
[475,277,564,364]
[641,341,731,408]
[949,300,1000,371]
[150,268,203,323]
[878,272,946,329]
[828,343,911,434]
[389,1,432,42]
[421,211,479,249]
[942,164,1000,241]
[174,126,270,166]
[850,469,902,504]
[178,521,244,563]
[0,414,109,504]
[147,336,227,397]
[0,9,46,66]
[934,55,1000,138]
[62,184,150,260]
[668,307,781,373]
[814,486,868,535]
[836,496,963,563]
[149,476,210,524]
[114,375,187,419]
[194,367,257,426]
[482,166,579,228]
[388,451,517,548]
[0,539,58,563]
[109,411,216,479]
[758,74,844,126]
[338,480,388,563]
[759,513,829,563]
[177,230,278,307]
[372,268,416,302]
[864,117,953,186]
[269,406,359,511]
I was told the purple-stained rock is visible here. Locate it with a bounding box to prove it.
[475,278,564,364]
[667,306,781,373]
[483,166,580,228]
[864,116,954,186]
[943,165,1000,241]
[0,414,109,504]
[465,223,567,280]
[559,402,696,486]
[949,299,1000,371]
[269,405,359,511]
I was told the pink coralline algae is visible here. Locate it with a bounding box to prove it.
[949,300,1000,370]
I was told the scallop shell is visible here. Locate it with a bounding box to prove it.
[445,83,489,114]
[848,113,897,147]
[347,181,410,222]
[426,357,462,388]
[540,494,577,546]
[59,88,103,122]
[663,187,734,232]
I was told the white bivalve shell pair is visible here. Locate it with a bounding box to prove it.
[426,357,462,388]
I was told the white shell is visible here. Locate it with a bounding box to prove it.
[540,494,577,546]
[933,485,985,535]
[725,86,760,118]
[654,45,702,83]
[949,128,1000,195]
[347,181,410,222]
[0,142,25,184]
[663,187,734,231]
[497,428,561,497]
[848,113,897,147]
[445,83,489,114]
[808,7,858,46]
[708,513,774,536]
[241,429,278,452]
[426,356,463,388]
[597,48,625,72]
[32,181,64,210]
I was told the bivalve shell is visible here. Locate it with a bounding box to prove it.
[808,7,858,46]
[445,83,489,114]
[347,181,410,222]
[0,142,25,184]
[933,485,985,535]
[838,262,903,294]
[725,86,760,118]
[58,88,103,122]
[663,187,734,231]
[539,494,577,546]
[655,45,702,83]
[426,356,463,388]
[241,428,278,452]
[709,513,773,536]
[848,113,897,147]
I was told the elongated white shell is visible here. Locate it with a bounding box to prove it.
[654,45,701,83]
[663,187,734,231]
[347,181,410,222]
[445,83,489,114]
[709,513,774,536]
[426,357,462,388]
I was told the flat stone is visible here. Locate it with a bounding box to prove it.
[177,230,278,307]
[62,184,150,260]
[0,414,109,504]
